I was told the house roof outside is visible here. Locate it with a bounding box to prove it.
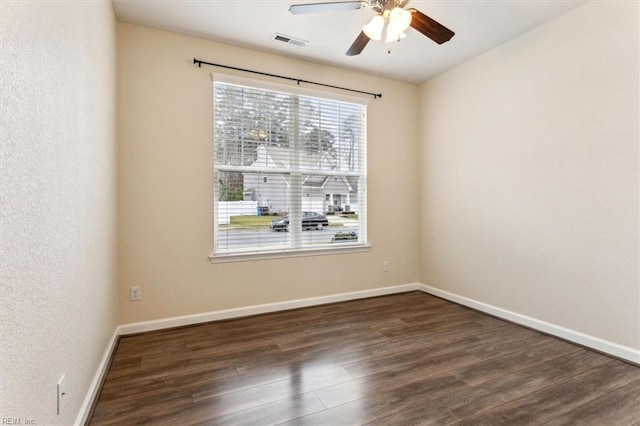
[253,145,331,170]
[250,145,355,192]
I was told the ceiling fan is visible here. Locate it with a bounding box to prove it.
[289,0,455,56]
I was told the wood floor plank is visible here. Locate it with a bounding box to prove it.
[451,337,581,386]
[192,364,354,405]
[98,357,236,401]
[192,392,325,426]
[276,324,389,352]
[190,367,286,400]
[314,349,480,408]
[456,359,640,425]
[451,348,613,420]
[340,334,482,379]
[90,389,193,425]
[183,366,353,424]
[283,372,472,426]
[88,291,640,426]
[377,348,613,425]
[543,378,640,426]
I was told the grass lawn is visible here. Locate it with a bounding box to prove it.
[230,215,276,227]
[340,214,359,220]
[225,215,344,229]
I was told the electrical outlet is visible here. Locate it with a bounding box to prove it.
[130,286,141,301]
[57,375,66,415]
[383,261,389,272]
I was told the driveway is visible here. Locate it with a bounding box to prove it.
[327,214,358,227]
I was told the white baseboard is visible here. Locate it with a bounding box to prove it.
[418,283,640,365]
[118,283,420,335]
[74,328,119,425]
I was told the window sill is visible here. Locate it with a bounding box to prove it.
[209,244,372,263]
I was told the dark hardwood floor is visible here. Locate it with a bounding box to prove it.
[88,291,640,425]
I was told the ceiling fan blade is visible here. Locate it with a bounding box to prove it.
[289,1,366,15]
[346,31,370,56]
[409,9,455,44]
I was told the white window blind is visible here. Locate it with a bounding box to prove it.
[212,74,368,258]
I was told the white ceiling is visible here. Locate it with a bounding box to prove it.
[113,0,588,84]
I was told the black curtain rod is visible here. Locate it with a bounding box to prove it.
[193,58,382,99]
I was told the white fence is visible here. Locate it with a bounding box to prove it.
[217,201,259,225]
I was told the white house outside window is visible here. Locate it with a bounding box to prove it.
[211,73,368,259]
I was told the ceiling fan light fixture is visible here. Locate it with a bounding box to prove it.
[288,0,454,57]
[385,28,406,43]
[388,7,412,32]
[363,14,385,41]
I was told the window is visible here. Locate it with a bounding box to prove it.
[212,74,368,259]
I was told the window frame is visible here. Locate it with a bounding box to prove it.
[209,73,370,262]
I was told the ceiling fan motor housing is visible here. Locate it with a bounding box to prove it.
[371,0,410,14]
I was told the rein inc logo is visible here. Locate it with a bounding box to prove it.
[1,418,36,425]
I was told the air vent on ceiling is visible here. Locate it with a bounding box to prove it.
[272,33,308,47]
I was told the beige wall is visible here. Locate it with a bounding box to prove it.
[2,1,637,422]
[117,23,420,324]
[418,1,639,349]
[0,2,118,424]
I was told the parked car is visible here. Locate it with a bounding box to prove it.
[270,212,329,231]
